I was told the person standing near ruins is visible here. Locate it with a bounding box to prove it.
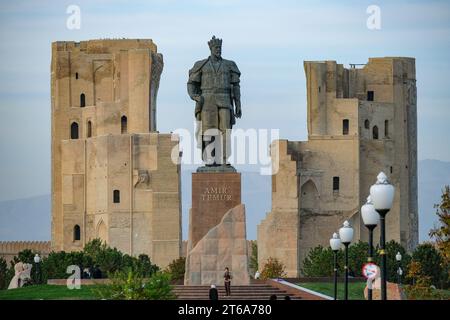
[224,267,232,296]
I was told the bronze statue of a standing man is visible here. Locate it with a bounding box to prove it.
[187,36,242,170]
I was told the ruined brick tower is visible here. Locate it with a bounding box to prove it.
[258,57,418,276]
[51,39,182,268]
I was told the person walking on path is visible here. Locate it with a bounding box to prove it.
[224,267,232,296]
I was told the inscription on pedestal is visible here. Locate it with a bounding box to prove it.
[201,187,233,201]
[190,172,241,249]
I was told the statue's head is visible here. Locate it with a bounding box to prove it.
[208,36,222,59]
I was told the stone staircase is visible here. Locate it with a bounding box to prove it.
[172,284,303,300]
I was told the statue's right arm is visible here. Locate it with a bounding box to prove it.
[187,65,202,102]
[187,82,201,102]
[187,59,207,102]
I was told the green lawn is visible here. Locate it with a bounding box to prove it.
[2,283,448,300]
[0,285,99,300]
[299,282,366,300]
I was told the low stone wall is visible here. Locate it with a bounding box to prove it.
[0,241,51,264]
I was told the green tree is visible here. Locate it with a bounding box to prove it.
[135,254,159,277]
[429,185,450,287]
[83,238,105,260]
[405,260,436,299]
[412,243,446,288]
[41,251,71,280]
[248,241,258,277]
[301,245,338,277]
[374,240,411,283]
[6,240,161,284]
[122,254,158,278]
[301,240,410,280]
[347,241,370,277]
[0,257,9,290]
[17,249,35,264]
[41,250,93,281]
[260,257,286,280]
[144,271,175,300]
[84,239,124,276]
[95,270,175,300]
[166,257,185,281]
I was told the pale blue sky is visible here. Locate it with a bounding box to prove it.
[0,0,449,201]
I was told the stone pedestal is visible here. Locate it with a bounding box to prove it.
[188,172,241,251]
[184,204,250,285]
[185,171,250,285]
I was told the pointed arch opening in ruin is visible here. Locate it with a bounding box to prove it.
[73,225,81,241]
[113,190,120,203]
[87,120,92,138]
[301,179,320,209]
[373,125,379,140]
[80,93,86,107]
[96,220,107,243]
[70,122,79,139]
[121,115,127,134]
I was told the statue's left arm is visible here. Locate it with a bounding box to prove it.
[230,61,242,118]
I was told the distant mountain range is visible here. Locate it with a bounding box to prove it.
[1,160,448,243]
[417,159,450,242]
[0,194,51,241]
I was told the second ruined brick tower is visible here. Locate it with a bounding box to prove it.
[258,57,418,276]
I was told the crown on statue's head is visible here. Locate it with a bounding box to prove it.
[208,36,222,49]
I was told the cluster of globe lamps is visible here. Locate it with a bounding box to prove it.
[329,172,395,300]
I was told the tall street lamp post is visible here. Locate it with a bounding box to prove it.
[330,232,342,300]
[339,220,354,300]
[370,172,395,300]
[396,252,402,286]
[34,254,41,284]
[361,195,380,300]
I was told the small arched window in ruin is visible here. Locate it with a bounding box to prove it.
[73,225,81,241]
[333,177,340,192]
[367,91,374,101]
[342,119,349,135]
[373,125,379,140]
[385,120,389,138]
[113,190,120,203]
[80,93,86,107]
[75,72,79,80]
[364,119,370,129]
[87,121,92,138]
[121,115,127,134]
[71,122,79,139]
